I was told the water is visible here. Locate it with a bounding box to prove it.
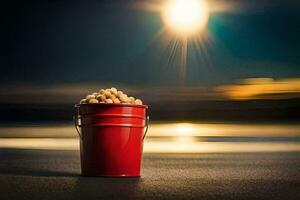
[0,122,299,153]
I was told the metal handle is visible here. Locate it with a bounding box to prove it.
[143,115,149,140]
[73,115,83,140]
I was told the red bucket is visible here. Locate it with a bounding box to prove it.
[74,103,149,177]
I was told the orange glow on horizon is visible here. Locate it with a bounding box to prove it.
[217,78,300,100]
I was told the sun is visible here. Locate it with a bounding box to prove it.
[162,0,209,35]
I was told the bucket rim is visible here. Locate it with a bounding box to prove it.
[75,103,148,109]
[78,113,146,119]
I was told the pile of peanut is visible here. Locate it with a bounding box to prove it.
[79,87,143,105]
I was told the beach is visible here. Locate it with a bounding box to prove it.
[0,122,300,199]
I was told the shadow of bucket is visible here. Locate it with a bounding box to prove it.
[74,103,149,177]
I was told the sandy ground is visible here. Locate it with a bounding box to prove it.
[0,149,299,200]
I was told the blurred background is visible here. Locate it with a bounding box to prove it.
[1,0,300,152]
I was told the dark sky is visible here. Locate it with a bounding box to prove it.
[2,0,300,86]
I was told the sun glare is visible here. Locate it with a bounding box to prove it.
[162,0,209,35]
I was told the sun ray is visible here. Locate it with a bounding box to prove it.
[131,0,219,84]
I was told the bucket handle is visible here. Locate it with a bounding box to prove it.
[143,115,149,140]
[74,114,149,141]
[73,115,83,140]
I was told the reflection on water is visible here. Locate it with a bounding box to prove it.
[149,122,300,137]
[0,122,300,153]
[144,141,300,153]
